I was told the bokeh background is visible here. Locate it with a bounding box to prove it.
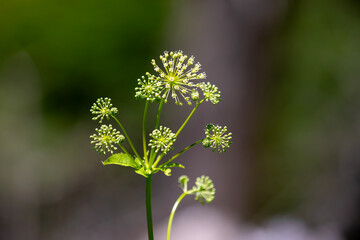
[1,0,360,239]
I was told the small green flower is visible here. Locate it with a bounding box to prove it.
[191,89,199,102]
[202,138,211,148]
[149,126,176,154]
[90,125,124,154]
[151,50,206,106]
[204,124,232,153]
[179,175,189,192]
[135,72,162,102]
[199,82,221,105]
[90,97,118,123]
[192,175,215,204]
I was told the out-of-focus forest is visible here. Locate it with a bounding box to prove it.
[1,0,360,239]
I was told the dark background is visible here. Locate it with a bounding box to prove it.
[1,0,360,239]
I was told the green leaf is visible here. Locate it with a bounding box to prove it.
[103,153,138,169]
[163,163,185,169]
[135,167,149,178]
[134,157,143,167]
[160,168,172,176]
[157,163,185,176]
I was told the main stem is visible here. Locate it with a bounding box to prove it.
[167,192,188,240]
[146,175,154,240]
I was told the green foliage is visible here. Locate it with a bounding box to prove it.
[103,153,139,169]
[0,0,169,122]
[254,0,360,217]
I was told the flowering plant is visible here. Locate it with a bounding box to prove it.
[90,51,232,240]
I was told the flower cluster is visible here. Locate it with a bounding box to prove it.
[192,175,215,204]
[199,82,221,105]
[90,125,125,154]
[204,124,232,153]
[177,175,215,204]
[135,51,206,106]
[149,126,176,154]
[135,72,161,102]
[90,97,118,123]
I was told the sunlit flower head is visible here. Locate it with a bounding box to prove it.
[149,126,176,154]
[135,72,162,102]
[199,82,221,105]
[151,50,206,106]
[204,124,232,153]
[192,175,215,204]
[90,97,118,123]
[90,125,124,154]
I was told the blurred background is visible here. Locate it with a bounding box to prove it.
[1,0,360,239]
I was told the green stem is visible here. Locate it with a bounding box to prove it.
[143,101,150,167]
[118,144,131,156]
[149,148,157,167]
[152,100,204,167]
[146,175,154,240]
[156,139,203,168]
[175,99,204,138]
[167,192,188,240]
[155,99,164,129]
[149,99,164,166]
[112,116,141,159]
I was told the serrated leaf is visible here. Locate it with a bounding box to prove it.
[103,153,138,169]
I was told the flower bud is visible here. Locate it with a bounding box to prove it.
[202,138,210,148]
[119,135,125,144]
[191,89,199,101]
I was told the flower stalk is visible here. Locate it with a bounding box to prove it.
[112,115,141,159]
[89,50,232,240]
[143,101,150,167]
[166,192,187,240]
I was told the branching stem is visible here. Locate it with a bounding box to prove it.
[167,192,188,240]
[143,101,150,167]
[149,99,164,166]
[155,139,203,168]
[155,99,164,129]
[153,100,204,167]
[112,115,141,159]
[175,99,204,138]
